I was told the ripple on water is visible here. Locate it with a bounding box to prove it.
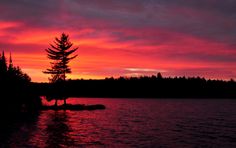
[0,98,236,147]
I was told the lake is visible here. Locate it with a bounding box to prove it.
[1,98,236,147]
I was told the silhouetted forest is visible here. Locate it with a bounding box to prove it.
[0,51,41,115]
[1,49,236,116]
[32,73,236,99]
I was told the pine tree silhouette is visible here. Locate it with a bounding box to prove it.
[8,52,13,70]
[43,33,78,106]
[0,51,7,79]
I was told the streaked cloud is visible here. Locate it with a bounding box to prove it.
[0,0,235,81]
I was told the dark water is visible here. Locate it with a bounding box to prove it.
[1,98,236,147]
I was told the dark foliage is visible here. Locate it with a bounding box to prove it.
[0,51,42,114]
[43,33,78,82]
[33,73,236,99]
[43,33,78,106]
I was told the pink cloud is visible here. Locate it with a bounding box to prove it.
[0,1,236,82]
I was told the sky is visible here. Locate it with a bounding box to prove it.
[0,0,236,82]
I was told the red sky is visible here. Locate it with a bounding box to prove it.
[0,0,236,82]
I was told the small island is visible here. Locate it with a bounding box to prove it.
[41,103,106,111]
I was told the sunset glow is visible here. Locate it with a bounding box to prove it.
[0,0,236,82]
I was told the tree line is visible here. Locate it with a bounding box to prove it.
[0,51,41,114]
[33,73,236,99]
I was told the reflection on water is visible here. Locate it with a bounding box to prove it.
[1,98,236,147]
[45,111,75,147]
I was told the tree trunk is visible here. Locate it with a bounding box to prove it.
[63,71,66,106]
[54,99,58,107]
[64,98,66,106]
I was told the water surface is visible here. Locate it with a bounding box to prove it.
[1,98,236,147]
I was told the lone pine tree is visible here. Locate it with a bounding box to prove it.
[43,33,78,106]
[0,51,7,78]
